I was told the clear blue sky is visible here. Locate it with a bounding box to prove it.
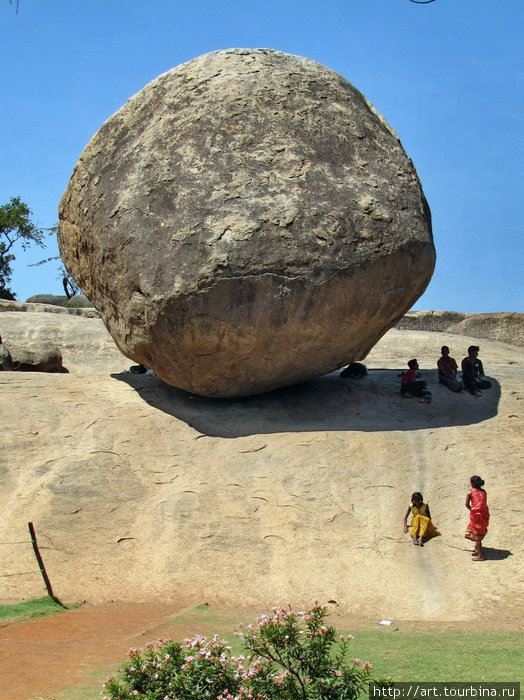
[1,0,522,312]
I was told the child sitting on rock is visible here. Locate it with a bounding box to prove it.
[403,492,440,546]
[437,345,462,392]
[400,359,431,402]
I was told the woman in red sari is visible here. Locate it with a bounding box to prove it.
[465,475,489,561]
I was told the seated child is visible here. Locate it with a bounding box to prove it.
[403,492,440,546]
[461,346,492,397]
[437,346,462,392]
[400,359,431,402]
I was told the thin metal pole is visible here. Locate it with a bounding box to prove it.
[28,522,67,608]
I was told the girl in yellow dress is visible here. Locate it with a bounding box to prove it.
[403,492,440,546]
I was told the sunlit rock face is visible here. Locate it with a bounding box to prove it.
[58,48,435,397]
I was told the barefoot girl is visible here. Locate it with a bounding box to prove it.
[403,492,440,546]
[465,475,490,561]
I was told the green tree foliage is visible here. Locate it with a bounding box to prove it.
[0,197,45,300]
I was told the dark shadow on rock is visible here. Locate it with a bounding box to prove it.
[420,534,441,547]
[111,368,500,438]
[482,547,512,561]
[12,365,69,373]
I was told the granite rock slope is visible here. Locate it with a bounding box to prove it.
[0,307,522,622]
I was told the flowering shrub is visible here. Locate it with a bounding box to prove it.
[102,636,242,699]
[102,602,387,699]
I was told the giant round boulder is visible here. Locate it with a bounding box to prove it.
[58,48,435,397]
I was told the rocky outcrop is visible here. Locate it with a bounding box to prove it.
[8,340,64,372]
[58,48,435,397]
[397,311,524,347]
[0,305,127,374]
[0,299,99,318]
[26,294,69,306]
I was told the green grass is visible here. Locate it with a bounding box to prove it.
[52,627,522,699]
[30,665,117,700]
[344,628,523,683]
[208,629,521,683]
[151,607,523,683]
[165,607,523,682]
[0,595,68,624]
[168,602,238,627]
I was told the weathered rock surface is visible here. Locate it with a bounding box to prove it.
[58,48,435,397]
[0,305,523,623]
[8,340,64,372]
[0,304,126,373]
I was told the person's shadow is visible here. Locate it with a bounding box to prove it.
[112,368,500,438]
[481,547,512,561]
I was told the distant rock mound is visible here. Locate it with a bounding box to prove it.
[58,48,435,397]
[397,311,524,347]
[67,294,93,308]
[0,299,99,318]
[26,294,68,306]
